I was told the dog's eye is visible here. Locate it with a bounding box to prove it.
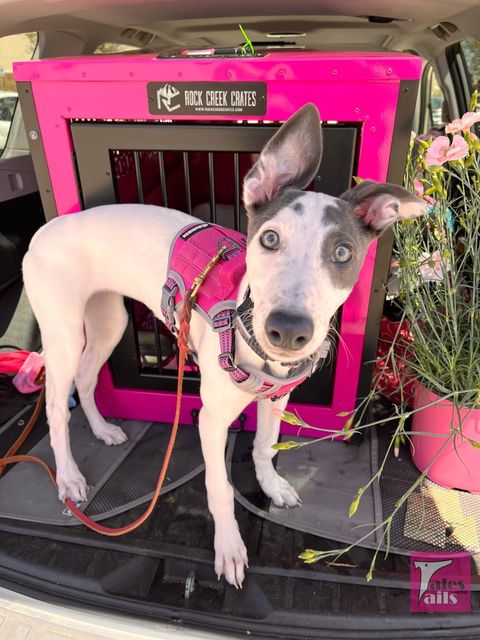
[260,230,280,250]
[332,244,352,263]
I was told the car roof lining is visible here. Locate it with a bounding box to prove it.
[1,2,479,60]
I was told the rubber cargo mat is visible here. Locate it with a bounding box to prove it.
[0,407,204,526]
[228,427,480,556]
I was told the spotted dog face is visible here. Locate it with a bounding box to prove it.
[242,103,427,363]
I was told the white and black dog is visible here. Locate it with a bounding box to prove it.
[23,104,426,587]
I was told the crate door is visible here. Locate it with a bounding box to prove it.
[71,122,358,406]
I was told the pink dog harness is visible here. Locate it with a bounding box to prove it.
[161,222,324,400]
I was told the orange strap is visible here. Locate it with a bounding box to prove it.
[0,297,192,536]
[0,246,226,536]
[0,380,45,479]
[65,303,191,536]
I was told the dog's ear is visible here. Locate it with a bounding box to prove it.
[340,180,428,234]
[243,103,322,209]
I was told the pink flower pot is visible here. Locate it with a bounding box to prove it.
[411,382,480,493]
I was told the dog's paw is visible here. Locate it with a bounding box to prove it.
[93,422,128,446]
[258,468,302,508]
[214,523,249,589]
[57,467,88,503]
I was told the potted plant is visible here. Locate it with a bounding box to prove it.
[392,92,480,492]
[271,95,480,580]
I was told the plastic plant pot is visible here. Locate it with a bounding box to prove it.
[411,381,480,493]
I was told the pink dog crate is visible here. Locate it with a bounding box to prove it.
[14,51,421,438]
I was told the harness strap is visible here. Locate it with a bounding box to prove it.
[161,277,179,333]
[214,308,307,400]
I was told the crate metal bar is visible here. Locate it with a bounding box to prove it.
[133,151,144,203]
[183,152,192,215]
[208,152,216,224]
[158,151,168,208]
[152,316,164,373]
[233,153,241,231]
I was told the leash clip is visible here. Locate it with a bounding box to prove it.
[190,245,227,298]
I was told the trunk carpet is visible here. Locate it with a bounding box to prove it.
[229,428,480,557]
[0,406,204,525]
[0,401,477,558]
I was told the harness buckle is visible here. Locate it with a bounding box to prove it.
[218,351,236,373]
[161,279,179,331]
[218,238,241,260]
[212,310,235,332]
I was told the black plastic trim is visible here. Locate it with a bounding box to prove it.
[1,562,480,639]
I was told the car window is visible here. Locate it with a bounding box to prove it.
[428,69,446,129]
[95,42,140,54]
[461,38,480,102]
[417,63,447,136]
[0,32,37,155]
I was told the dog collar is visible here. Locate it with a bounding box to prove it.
[236,288,312,368]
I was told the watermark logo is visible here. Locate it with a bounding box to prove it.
[156,84,181,113]
[410,552,471,612]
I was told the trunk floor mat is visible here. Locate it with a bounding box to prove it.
[0,406,204,526]
[0,400,477,558]
[228,428,480,557]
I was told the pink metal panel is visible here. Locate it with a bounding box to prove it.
[14,52,422,438]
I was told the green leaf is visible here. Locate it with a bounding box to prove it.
[299,549,319,561]
[343,417,355,440]
[271,440,301,451]
[469,90,478,112]
[366,567,374,582]
[336,411,351,417]
[349,496,360,518]
[280,411,303,426]
[468,438,480,450]
[349,487,366,518]
[353,176,364,185]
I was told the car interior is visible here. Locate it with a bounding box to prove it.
[0,1,480,638]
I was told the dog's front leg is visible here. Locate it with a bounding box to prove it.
[253,395,302,507]
[198,394,250,588]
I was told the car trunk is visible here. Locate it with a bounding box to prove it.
[1,27,480,640]
[0,369,480,638]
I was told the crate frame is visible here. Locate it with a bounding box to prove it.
[15,51,421,437]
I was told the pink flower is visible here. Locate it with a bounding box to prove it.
[425,135,469,166]
[445,111,480,133]
[445,118,463,134]
[413,178,424,197]
[418,250,450,283]
[413,178,435,205]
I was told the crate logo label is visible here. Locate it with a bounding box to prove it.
[410,552,470,613]
[157,84,181,112]
[147,82,267,116]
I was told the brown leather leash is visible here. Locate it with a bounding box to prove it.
[0,246,226,536]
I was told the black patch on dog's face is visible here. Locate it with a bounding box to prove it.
[246,189,306,242]
[293,201,304,214]
[320,201,373,290]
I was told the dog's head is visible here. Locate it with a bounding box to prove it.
[242,103,427,363]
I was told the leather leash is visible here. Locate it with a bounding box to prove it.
[0,245,226,536]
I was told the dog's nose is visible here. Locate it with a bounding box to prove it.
[265,311,313,351]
